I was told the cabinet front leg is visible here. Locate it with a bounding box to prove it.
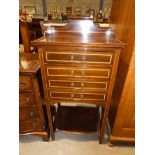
[99,135,104,144]
[99,106,108,144]
[108,141,114,147]
[46,105,55,141]
[42,137,50,142]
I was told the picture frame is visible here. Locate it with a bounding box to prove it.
[51,6,57,13]
[89,9,95,18]
[56,7,61,13]
[24,6,36,15]
[74,7,82,16]
[66,7,72,15]
[47,7,51,14]
[19,6,22,14]
[85,7,90,16]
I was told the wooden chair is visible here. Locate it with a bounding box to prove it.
[19,18,37,53]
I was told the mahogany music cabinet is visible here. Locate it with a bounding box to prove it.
[32,19,124,144]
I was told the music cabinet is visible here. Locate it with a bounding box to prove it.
[32,19,124,143]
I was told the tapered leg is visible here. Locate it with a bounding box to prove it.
[42,137,50,142]
[99,106,108,144]
[46,104,55,141]
[99,136,104,144]
[108,141,114,147]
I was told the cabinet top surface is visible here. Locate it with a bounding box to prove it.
[19,53,40,73]
[32,19,125,48]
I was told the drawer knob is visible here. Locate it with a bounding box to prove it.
[81,71,85,76]
[70,70,74,75]
[29,111,35,117]
[50,93,52,98]
[71,94,74,98]
[43,125,46,129]
[32,123,37,128]
[82,56,86,61]
[20,82,27,86]
[70,82,74,86]
[70,55,74,61]
[25,97,30,103]
[81,83,84,87]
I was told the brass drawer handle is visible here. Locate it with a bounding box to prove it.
[71,94,74,98]
[81,56,86,61]
[70,82,74,86]
[81,83,84,87]
[29,111,35,117]
[70,70,74,75]
[20,82,27,86]
[81,71,85,76]
[32,123,37,128]
[25,97,30,103]
[70,55,74,61]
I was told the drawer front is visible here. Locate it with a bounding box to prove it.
[48,80,109,91]
[19,107,40,122]
[46,76,110,83]
[19,119,43,133]
[44,51,114,66]
[50,97,105,106]
[50,93,107,106]
[50,98,106,105]
[47,87,108,94]
[48,91,107,101]
[46,67,111,79]
[19,93,36,107]
[19,75,33,91]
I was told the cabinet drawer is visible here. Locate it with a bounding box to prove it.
[48,80,109,91]
[44,51,114,66]
[49,91,107,101]
[46,67,111,79]
[48,87,107,94]
[19,107,40,122]
[19,119,43,133]
[19,75,33,91]
[50,98,106,105]
[19,93,36,107]
[46,76,111,83]
[50,97,106,106]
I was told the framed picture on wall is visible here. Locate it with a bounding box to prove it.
[19,6,22,14]
[47,7,51,14]
[74,7,82,16]
[66,7,72,15]
[56,7,61,13]
[24,6,36,15]
[85,7,90,16]
[51,6,57,13]
[89,9,95,18]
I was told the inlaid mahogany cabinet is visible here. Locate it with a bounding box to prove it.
[32,19,124,144]
[19,53,49,141]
